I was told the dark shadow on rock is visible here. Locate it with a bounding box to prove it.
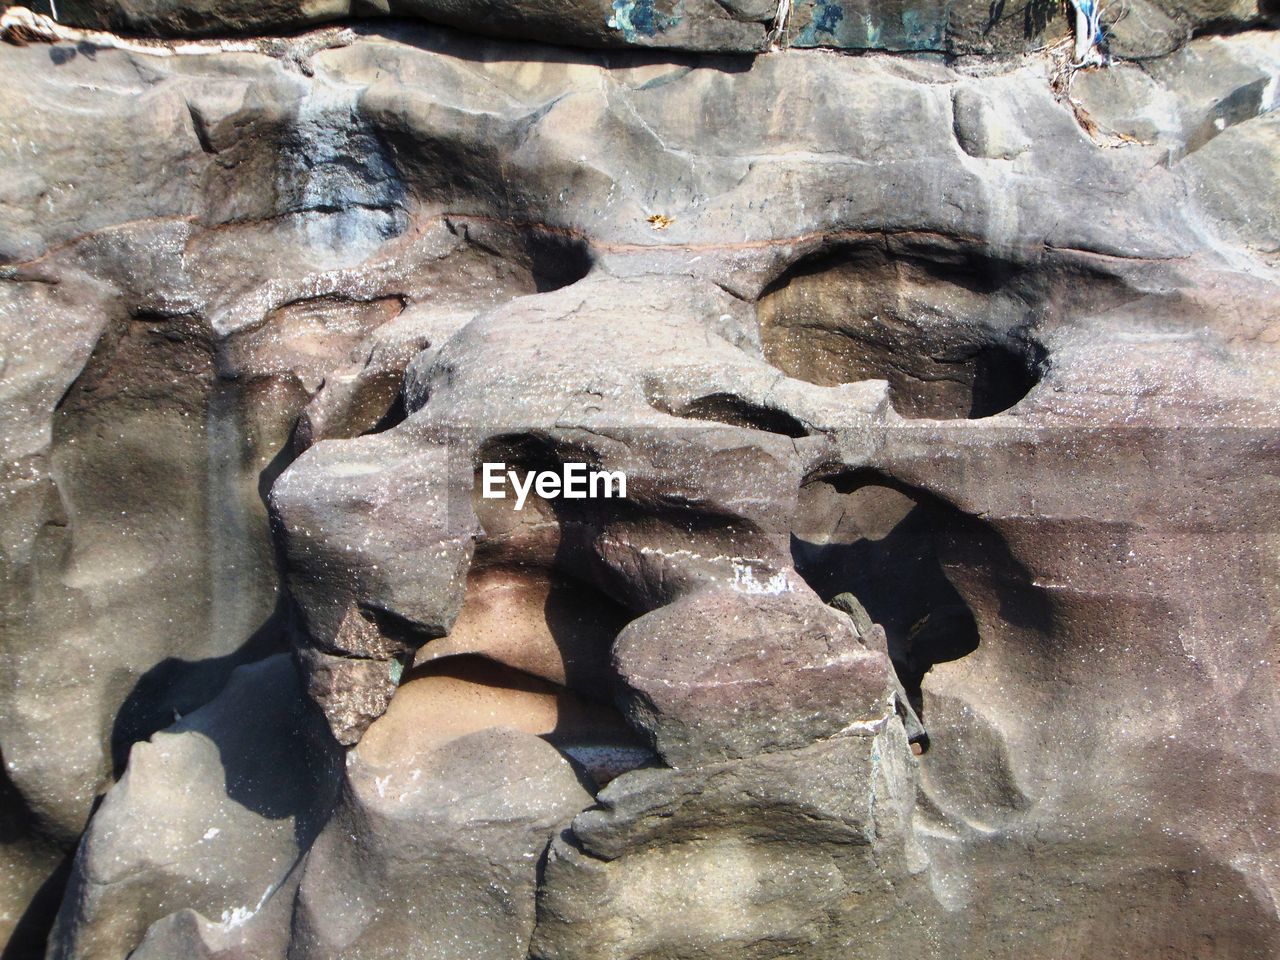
[165,655,340,850]
[398,653,645,795]
[456,431,680,783]
[649,391,812,438]
[0,759,40,848]
[440,220,594,294]
[0,760,74,960]
[541,575,630,701]
[109,603,290,779]
[791,468,1052,713]
[365,389,408,436]
[0,852,74,960]
[352,18,759,73]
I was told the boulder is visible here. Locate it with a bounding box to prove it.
[288,722,593,959]
[46,656,340,960]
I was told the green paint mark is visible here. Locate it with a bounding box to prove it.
[608,0,682,41]
[792,0,952,50]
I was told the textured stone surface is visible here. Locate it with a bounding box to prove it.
[0,10,1277,960]
[613,585,893,764]
[532,723,927,960]
[290,723,593,960]
[11,0,1276,53]
[20,0,779,50]
[46,656,339,960]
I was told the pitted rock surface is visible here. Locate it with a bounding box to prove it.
[0,9,1278,960]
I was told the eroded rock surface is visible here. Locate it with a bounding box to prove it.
[0,8,1277,960]
[11,0,1277,54]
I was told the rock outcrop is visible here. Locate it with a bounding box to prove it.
[11,0,1278,55]
[0,4,1277,959]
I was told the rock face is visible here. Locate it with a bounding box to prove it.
[0,4,1278,960]
[15,0,1278,54]
[46,656,340,960]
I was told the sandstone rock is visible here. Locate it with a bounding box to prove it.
[1,14,1278,960]
[1107,0,1276,58]
[43,0,778,50]
[1072,32,1280,155]
[613,585,894,765]
[411,566,628,697]
[0,31,586,852]
[951,85,1032,160]
[290,725,593,960]
[20,0,1273,54]
[531,723,929,960]
[0,776,67,960]
[270,432,476,741]
[1181,110,1280,254]
[46,656,339,960]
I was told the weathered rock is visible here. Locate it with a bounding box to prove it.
[289,722,593,959]
[1106,0,1276,58]
[531,722,928,960]
[271,433,476,741]
[1181,110,1280,253]
[1071,31,1280,155]
[30,0,778,50]
[1,14,1278,960]
[613,585,893,765]
[14,0,1272,54]
[0,30,572,847]
[46,656,340,960]
[412,566,627,696]
[0,774,67,960]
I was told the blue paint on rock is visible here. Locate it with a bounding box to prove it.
[608,0,682,41]
[795,0,846,43]
[792,0,951,50]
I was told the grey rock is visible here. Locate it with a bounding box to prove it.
[829,593,928,748]
[0,15,1278,960]
[47,0,777,51]
[787,0,1274,55]
[1107,0,1276,58]
[46,656,339,960]
[11,0,1271,54]
[1072,32,1280,155]
[613,585,894,765]
[531,723,928,960]
[290,724,592,959]
[0,32,566,848]
[951,85,1032,160]
[1181,110,1280,254]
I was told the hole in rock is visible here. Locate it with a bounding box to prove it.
[527,233,595,293]
[757,244,1052,419]
[790,469,982,716]
[394,545,651,789]
[366,389,407,434]
[446,219,594,294]
[652,391,810,438]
